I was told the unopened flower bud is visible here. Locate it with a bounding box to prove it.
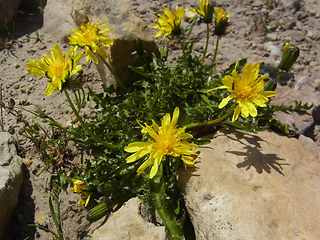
[278,43,300,72]
[159,46,169,61]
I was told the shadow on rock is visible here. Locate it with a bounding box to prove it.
[3,165,36,240]
[13,0,47,38]
[229,145,289,176]
[225,130,289,176]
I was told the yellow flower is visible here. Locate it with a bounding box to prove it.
[188,0,214,23]
[124,107,198,179]
[69,22,114,64]
[214,7,230,25]
[152,6,185,40]
[26,44,83,96]
[214,7,230,36]
[70,178,92,207]
[208,62,277,122]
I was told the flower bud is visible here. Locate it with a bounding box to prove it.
[159,45,169,61]
[278,43,300,72]
[214,8,230,36]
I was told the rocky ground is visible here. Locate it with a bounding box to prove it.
[1,0,320,239]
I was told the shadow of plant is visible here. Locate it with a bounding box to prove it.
[228,145,289,176]
[225,130,289,176]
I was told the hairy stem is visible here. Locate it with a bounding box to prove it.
[202,23,210,63]
[64,89,118,149]
[150,163,185,240]
[212,36,220,64]
[185,103,236,129]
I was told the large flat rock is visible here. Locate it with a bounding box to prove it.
[179,129,320,240]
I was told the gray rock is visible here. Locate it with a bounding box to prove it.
[0,132,23,239]
[294,75,311,90]
[0,0,22,32]
[178,129,320,240]
[92,198,166,240]
[41,0,76,43]
[298,134,320,162]
[263,42,281,57]
[307,29,320,40]
[71,0,159,87]
[266,32,277,41]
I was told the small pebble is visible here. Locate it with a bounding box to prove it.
[37,42,46,50]
[22,158,32,167]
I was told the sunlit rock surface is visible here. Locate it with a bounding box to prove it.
[179,129,320,240]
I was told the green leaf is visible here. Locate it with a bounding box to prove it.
[193,138,211,145]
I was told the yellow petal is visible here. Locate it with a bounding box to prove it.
[181,156,195,167]
[88,48,98,64]
[45,83,56,96]
[137,158,153,175]
[246,102,258,117]
[252,94,268,107]
[232,105,241,122]
[124,142,149,153]
[149,155,161,179]
[232,62,240,79]
[218,95,235,109]
[70,65,82,76]
[84,194,91,207]
[240,105,249,118]
[96,46,108,58]
[261,91,277,98]
[222,75,235,89]
[171,107,179,127]
[162,112,171,126]
[207,85,227,93]
[125,149,149,163]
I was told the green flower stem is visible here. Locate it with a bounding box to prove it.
[185,103,236,129]
[150,163,185,240]
[63,89,118,149]
[177,36,189,76]
[212,36,220,64]
[202,23,210,63]
[275,70,284,82]
[98,55,126,90]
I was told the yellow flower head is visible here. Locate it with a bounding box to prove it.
[282,43,291,53]
[70,178,92,207]
[26,43,83,96]
[214,7,230,24]
[69,22,114,64]
[208,62,277,122]
[152,6,185,40]
[124,107,198,179]
[214,7,230,36]
[188,0,214,23]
